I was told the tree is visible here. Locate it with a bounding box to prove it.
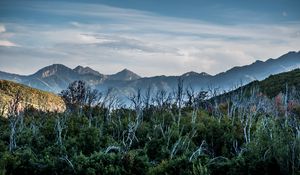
[60,80,88,113]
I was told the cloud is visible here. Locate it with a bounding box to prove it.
[0,40,17,47]
[0,24,18,47]
[0,25,5,33]
[0,2,299,76]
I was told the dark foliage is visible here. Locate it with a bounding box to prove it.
[1,75,300,175]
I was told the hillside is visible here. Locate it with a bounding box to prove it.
[0,80,65,116]
[259,68,300,97]
[215,68,300,102]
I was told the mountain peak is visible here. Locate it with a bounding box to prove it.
[73,65,102,76]
[181,71,211,77]
[181,71,199,77]
[119,68,136,74]
[199,72,212,76]
[253,60,264,64]
[109,68,141,81]
[32,64,74,78]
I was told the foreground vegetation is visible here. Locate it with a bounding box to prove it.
[1,71,300,174]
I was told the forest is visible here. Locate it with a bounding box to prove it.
[0,72,300,175]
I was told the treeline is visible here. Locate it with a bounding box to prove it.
[0,80,300,175]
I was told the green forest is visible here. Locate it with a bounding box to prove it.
[1,70,300,175]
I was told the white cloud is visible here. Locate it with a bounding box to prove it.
[0,40,17,47]
[0,24,18,47]
[0,25,5,33]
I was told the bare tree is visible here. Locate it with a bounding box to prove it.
[175,78,184,127]
[284,83,289,125]
[55,114,66,146]
[238,87,263,144]
[121,88,145,151]
[154,89,171,111]
[189,140,207,162]
[122,121,139,151]
[170,126,196,159]
[129,88,143,125]
[102,88,119,123]
[85,87,102,127]
[143,86,152,110]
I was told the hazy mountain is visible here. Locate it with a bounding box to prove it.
[73,66,103,77]
[0,71,24,82]
[0,51,299,95]
[211,51,300,89]
[119,51,300,93]
[108,68,141,81]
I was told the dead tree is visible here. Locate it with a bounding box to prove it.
[154,89,171,111]
[189,140,207,162]
[55,114,66,146]
[122,88,144,151]
[238,87,263,144]
[85,88,102,127]
[102,88,118,123]
[143,86,152,110]
[122,121,139,151]
[105,145,121,153]
[284,83,289,125]
[186,86,197,124]
[175,78,184,127]
[170,126,197,159]
[129,88,143,125]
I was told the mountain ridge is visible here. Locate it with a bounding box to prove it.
[0,51,299,94]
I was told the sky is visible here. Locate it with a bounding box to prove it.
[0,0,300,76]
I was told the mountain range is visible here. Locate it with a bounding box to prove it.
[0,51,299,96]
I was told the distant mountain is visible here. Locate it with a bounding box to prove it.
[0,80,65,116]
[115,51,300,93]
[0,51,299,95]
[73,66,103,76]
[17,64,104,92]
[108,69,141,81]
[211,51,300,89]
[0,71,24,82]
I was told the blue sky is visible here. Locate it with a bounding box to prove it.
[0,0,299,76]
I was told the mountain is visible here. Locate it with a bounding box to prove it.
[214,68,300,103]
[211,51,300,89]
[0,71,24,82]
[7,64,108,93]
[116,51,300,93]
[26,64,80,92]
[0,51,299,95]
[0,80,65,116]
[73,66,102,76]
[108,69,141,81]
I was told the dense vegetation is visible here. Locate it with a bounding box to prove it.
[0,70,300,175]
[217,69,300,100]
